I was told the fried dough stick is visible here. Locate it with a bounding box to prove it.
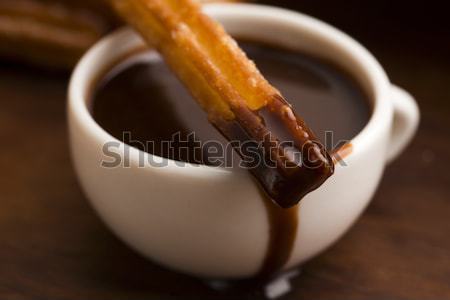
[0,0,236,68]
[0,0,112,67]
[110,0,334,208]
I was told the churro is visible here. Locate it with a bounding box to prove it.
[0,0,114,67]
[110,0,334,208]
[0,0,236,68]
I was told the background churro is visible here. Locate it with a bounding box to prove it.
[0,0,239,68]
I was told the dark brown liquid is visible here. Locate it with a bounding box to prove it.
[92,41,370,278]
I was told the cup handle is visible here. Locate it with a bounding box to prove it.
[386,85,420,164]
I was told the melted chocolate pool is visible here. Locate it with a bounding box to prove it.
[91,41,370,278]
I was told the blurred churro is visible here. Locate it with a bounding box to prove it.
[0,0,115,68]
[0,0,237,68]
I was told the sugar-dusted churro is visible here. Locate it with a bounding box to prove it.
[110,0,334,208]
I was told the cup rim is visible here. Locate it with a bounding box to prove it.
[69,3,391,173]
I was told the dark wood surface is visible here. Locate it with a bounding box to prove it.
[1,1,449,299]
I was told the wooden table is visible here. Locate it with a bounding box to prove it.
[1,1,449,299]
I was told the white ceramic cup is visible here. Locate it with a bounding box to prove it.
[68,3,419,279]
